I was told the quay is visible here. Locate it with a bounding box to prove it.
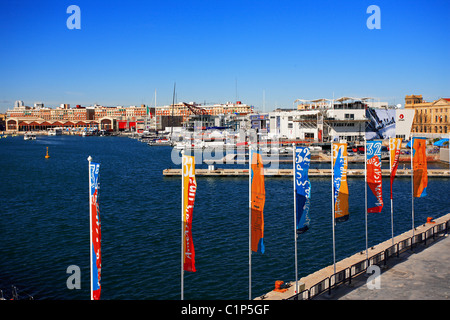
[256,213,450,300]
[163,168,450,177]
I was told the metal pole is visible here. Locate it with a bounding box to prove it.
[87,155,93,300]
[181,151,185,300]
[364,138,368,260]
[389,138,394,246]
[331,142,336,274]
[410,136,415,239]
[292,143,298,294]
[248,143,252,300]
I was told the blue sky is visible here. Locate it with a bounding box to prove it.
[0,0,449,113]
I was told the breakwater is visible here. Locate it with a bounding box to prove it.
[163,168,450,177]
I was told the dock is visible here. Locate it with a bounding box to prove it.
[163,168,450,177]
[256,213,450,300]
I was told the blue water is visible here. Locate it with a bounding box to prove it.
[0,135,449,300]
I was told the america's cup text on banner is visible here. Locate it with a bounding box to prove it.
[251,150,265,253]
[332,143,349,222]
[295,147,311,234]
[182,155,197,272]
[366,141,383,213]
[89,161,101,300]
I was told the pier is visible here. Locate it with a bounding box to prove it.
[163,168,450,177]
[256,213,450,300]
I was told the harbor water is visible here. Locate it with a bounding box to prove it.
[0,135,449,300]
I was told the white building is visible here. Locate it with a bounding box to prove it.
[394,108,414,140]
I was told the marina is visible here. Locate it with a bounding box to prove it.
[0,135,449,300]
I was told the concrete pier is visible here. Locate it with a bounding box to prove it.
[255,213,450,300]
[163,168,450,177]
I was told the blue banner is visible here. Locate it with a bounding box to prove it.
[295,147,311,234]
[366,141,383,213]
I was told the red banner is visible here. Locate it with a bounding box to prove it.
[182,155,197,272]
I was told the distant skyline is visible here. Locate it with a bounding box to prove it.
[1,0,449,113]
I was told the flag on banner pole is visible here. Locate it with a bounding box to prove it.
[412,137,428,198]
[332,143,349,222]
[389,137,403,245]
[182,155,197,272]
[251,150,265,253]
[389,138,403,199]
[366,140,383,213]
[88,156,101,300]
[294,146,311,234]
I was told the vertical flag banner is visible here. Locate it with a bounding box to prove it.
[89,161,101,300]
[182,155,197,272]
[332,143,349,222]
[412,137,428,198]
[366,141,383,213]
[251,150,265,253]
[389,138,403,199]
[295,147,311,234]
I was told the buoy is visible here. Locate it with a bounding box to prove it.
[274,280,287,293]
[45,147,50,159]
[426,217,435,224]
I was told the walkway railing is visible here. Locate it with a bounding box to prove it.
[286,219,450,300]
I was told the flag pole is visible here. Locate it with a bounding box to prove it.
[181,150,185,300]
[292,143,298,294]
[410,136,415,239]
[331,141,336,274]
[389,138,394,246]
[364,137,368,260]
[248,142,252,300]
[87,155,93,301]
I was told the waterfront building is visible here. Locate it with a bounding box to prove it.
[264,97,413,142]
[4,101,252,133]
[405,95,450,137]
[154,101,252,131]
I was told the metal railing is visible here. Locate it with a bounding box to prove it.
[287,219,450,300]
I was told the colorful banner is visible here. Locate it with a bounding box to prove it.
[182,155,197,272]
[295,147,311,234]
[332,143,349,222]
[366,141,383,213]
[389,137,403,199]
[251,150,265,253]
[89,162,101,300]
[412,137,428,198]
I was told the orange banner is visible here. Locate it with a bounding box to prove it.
[412,138,428,198]
[251,151,265,253]
[332,143,349,221]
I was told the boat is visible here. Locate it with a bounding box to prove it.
[24,132,36,140]
[48,128,63,136]
[147,138,172,146]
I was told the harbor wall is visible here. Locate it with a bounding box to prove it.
[256,213,450,300]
